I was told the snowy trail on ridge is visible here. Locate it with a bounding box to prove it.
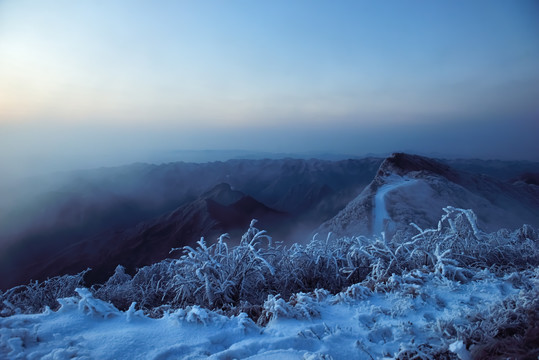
[373,176,418,235]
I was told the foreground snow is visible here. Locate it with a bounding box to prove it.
[0,270,526,360]
[2,207,537,359]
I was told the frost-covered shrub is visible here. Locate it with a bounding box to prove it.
[0,270,88,317]
[417,268,539,359]
[257,292,321,326]
[91,265,135,310]
[72,288,120,319]
[101,219,371,314]
[462,283,539,359]
[356,206,538,290]
[2,207,537,327]
[332,283,373,304]
[394,344,458,360]
[1,207,537,360]
[168,222,277,308]
[91,260,179,311]
[408,206,538,272]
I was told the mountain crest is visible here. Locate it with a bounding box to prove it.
[201,183,244,206]
[317,152,539,239]
[377,153,459,182]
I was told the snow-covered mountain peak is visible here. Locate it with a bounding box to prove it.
[377,152,458,181]
[317,153,539,239]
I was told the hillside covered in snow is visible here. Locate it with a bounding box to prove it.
[318,153,539,239]
[1,207,538,359]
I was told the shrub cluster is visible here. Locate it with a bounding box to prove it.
[0,270,87,317]
[1,207,537,320]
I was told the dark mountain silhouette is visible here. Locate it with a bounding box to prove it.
[1,155,537,290]
[510,172,539,186]
[440,158,539,181]
[0,158,382,289]
[20,183,287,285]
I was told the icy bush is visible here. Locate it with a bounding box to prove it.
[258,292,322,326]
[73,288,120,319]
[0,207,538,359]
[2,207,537,322]
[407,206,538,271]
[0,269,88,317]
[460,272,539,359]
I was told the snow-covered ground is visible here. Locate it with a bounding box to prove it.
[0,271,526,360]
[2,207,537,359]
[373,176,418,235]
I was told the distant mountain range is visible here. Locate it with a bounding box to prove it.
[34,183,290,284]
[0,158,382,288]
[0,154,537,289]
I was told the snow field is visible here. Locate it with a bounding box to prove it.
[0,270,525,360]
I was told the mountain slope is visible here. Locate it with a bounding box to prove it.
[0,158,382,289]
[8,183,288,286]
[2,155,538,289]
[317,153,539,238]
[0,158,382,248]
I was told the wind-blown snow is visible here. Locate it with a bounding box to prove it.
[373,176,418,235]
[0,272,525,360]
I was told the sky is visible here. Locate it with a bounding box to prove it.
[1,0,538,179]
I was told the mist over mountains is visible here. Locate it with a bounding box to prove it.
[0,158,382,288]
[0,154,537,290]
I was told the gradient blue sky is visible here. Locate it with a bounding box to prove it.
[1,0,538,178]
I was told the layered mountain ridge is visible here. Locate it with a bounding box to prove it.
[1,154,537,290]
[36,183,288,284]
[0,158,382,289]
